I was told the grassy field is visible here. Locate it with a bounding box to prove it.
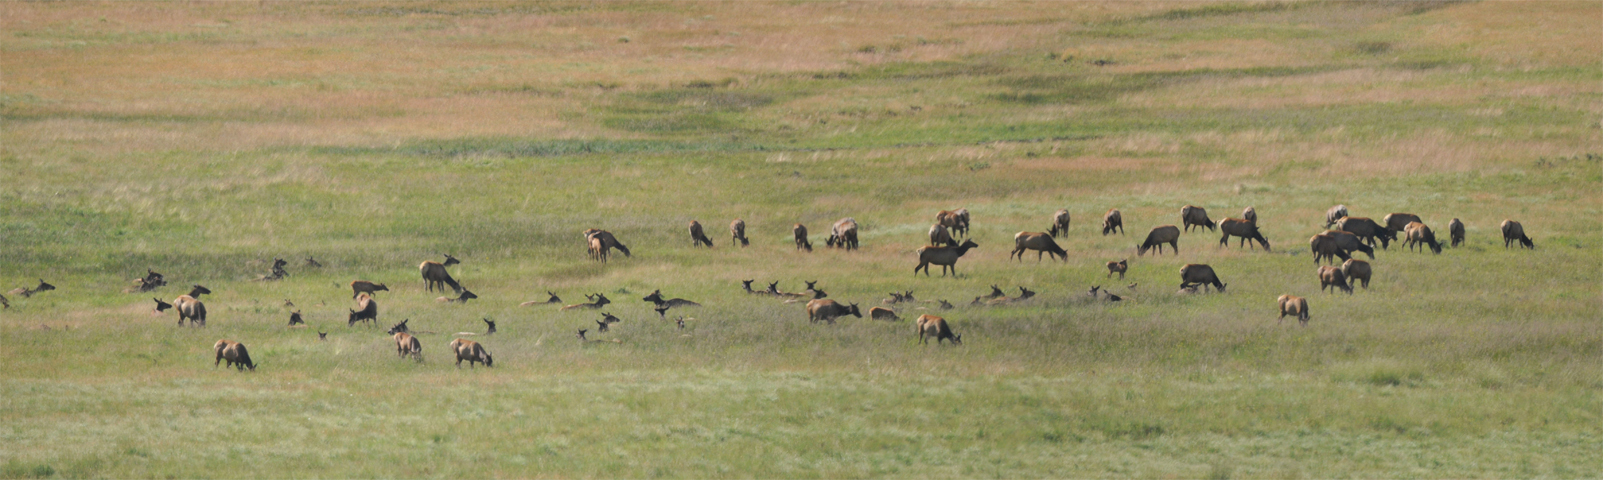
[3,1,1601,477]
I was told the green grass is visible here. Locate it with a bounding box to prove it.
[2,1,1601,477]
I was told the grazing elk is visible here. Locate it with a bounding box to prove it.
[1242,206,1257,223]
[1181,205,1216,233]
[936,209,969,237]
[915,239,980,277]
[1448,218,1465,248]
[419,256,462,294]
[689,220,714,248]
[1318,266,1352,294]
[348,293,378,327]
[437,290,478,303]
[730,219,749,247]
[1309,234,1352,265]
[869,307,900,321]
[793,224,813,251]
[1334,217,1394,250]
[916,315,962,345]
[520,292,562,306]
[1325,205,1349,227]
[1277,295,1309,326]
[583,229,632,258]
[1383,213,1423,236]
[643,290,701,308]
[1501,220,1533,249]
[1137,225,1181,256]
[1218,218,1270,251]
[1341,259,1372,290]
[350,280,388,299]
[447,338,492,368]
[937,299,954,310]
[394,332,423,361]
[1102,209,1125,235]
[928,224,958,248]
[1010,232,1066,262]
[1178,264,1226,293]
[1404,221,1443,254]
[561,293,611,310]
[826,218,859,250]
[1047,209,1072,238]
[1323,230,1375,259]
[1107,259,1128,279]
[287,310,304,326]
[10,279,56,298]
[173,285,211,327]
[805,299,861,324]
[213,340,256,371]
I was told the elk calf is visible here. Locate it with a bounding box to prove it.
[1341,259,1372,290]
[915,315,962,345]
[827,218,859,250]
[928,224,958,247]
[1501,220,1533,249]
[1049,209,1071,238]
[1106,259,1128,279]
[213,340,256,371]
[730,219,750,247]
[1325,205,1349,228]
[447,338,493,368]
[1241,206,1257,223]
[805,299,861,324]
[915,239,980,277]
[1277,294,1309,326]
[1448,218,1465,248]
[1102,209,1124,235]
[1010,232,1065,262]
[869,307,900,321]
[793,224,813,251]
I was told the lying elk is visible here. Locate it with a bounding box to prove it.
[1011,232,1066,262]
[985,286,1036,305]
[1448,218,1465,248]
[826,218,859,250]
[1325,204,1349,228]
[1309,234,1352,265]
[1137,225,1181,256]
[582,229,632,258]
[1404,221,1443,254]
[1277,295,1309,326]
[1218,218,1270,251]
[805,299,861,324]
[287,310,304,326]
[214,340,257,371]
[1501,220,1533,249]
[929,224,958,248]
[1318,266,1352,294]
[1181,205,1216,233]
[730,219,750,247]
[437,290,478,303]
[1049,209,1071,238]
[1179,264,1226,293]
[1334,217,1394,250]
[447,338,492,368]
[915,239,979,277]
[689,220,714,248]
[916,315,962,345]
[350,280,388,299]
[793,224,813,251]
[520,291,562,306]
[10,279,56,298]
[1107,259,1128,279]
[643,290,701,308]
[869,306,900,321]
[1102,209,1125,236]
[348,293,378,327]
[419,254,462,294]
[561,293,611,310]
[394,331,423,361]
[1341,259,1371,290]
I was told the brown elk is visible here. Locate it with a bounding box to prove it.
[1049,209,1071,238]
[132,269,165,293]
[730,219,749,247]
[583,229,632,258]
[1501,220,1533,249]
[985,286,1036,305]
[152,297,172,313]
[1323,230,1375,259]
[561,293,611,310]
[437,290,478,303]
[980,285,1006,301]
[1308,234,1352,265]
[1107,259,1128,279]
[1341,259,1372,290]
[928,224,958,247]
[1137,225,1181,256]
[1325,205,1349,227]
[1276,295,1309,326]
[1404,221,1443,254]
[1011,232,1066,262]
[1178,264,1226,293]
[1218,218,1270,251]
[447,338,492,368]
[936,209,969,237]
[1318,266,1352,294]
[350,280,388,299]
[793,224,812,251]
[805,299,861,324]
[1181,205,1216,233]
[10,279,56,298]
[689,220,714,248]
[1102,209,1125,235]
[1383,213,1422,236]
[915,239,980,277]
[348,293,378,327]
[916,315,962,345]
[419,256,462,294]
[643,289,701,308]
[1241,206,1257,224]
[1334,217,1394,250]
[394,332,423,361]
[520,291,562,306]
[173,285,211,327]
[1448,218,1465,248]
[213,340,256,371]
[869,307,900,321]
[288,310,304,326]
[826,218,859,250]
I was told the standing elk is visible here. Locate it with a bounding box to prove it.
[588,234,609,263]
[583,229,632,258]
[805,299,861,324]
[1179,264,1226,293]
[173,285,211,327]
[394,332,423,361]
[1010,232,1066,262]
[915,315,962,345]
[288,310,304,326]
[1334,217,1394,250]
[928,224,958,247]
[689,220,714,248]
[1107,259,1128,279]
[1137,225,1181,256]
[1049,209,1071,238]
[1276,295,1309,326]
[1323,230,1374,259]
[1448,218,1465,248]
[1309,234,1352,265]
[1383,213,1423,236]
[213,340,256,371]
[1242,206,1257,224]
[1501,220,1533,249]
[1325,205,1349,228]
[561,293,611,310]
[826,218,859,250]
[350,280,388,299]
[915,239,980,277]
[1318,266,1352,294]
[1102,209,1125,235]
[793,224,813,251]
[1341,259,1372,290]
[1181,205,1216,232]
[419,255,462,294]
[1218,218,1270,251]
[730,219,749,247]
[348,293,379,327]
[447,338,492,368]
[1404,221,1443,254]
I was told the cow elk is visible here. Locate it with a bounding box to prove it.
[10,279,56,298]
[1309,233,1352,265]
[1242,206,1257,223]
[689,220,714,248]
[1181,205,1216,232]
[1107,259,1128,279]
[1318,266,1352,294]
[348,294,378,327]
[793,224,813,251]
[561,293,611,310]
[730,219,750,247]
[1501,220,1533,249]
[1383,213,1423,236]
[1325,205,1349,228]
[1179,264,1226,293]
[1323,230,1374,259]
[826,218,859,250]
[805,299,861,324]
[1277,295,1309,326]
[915,239,980,277]
[350,280,388,299]
[1341,259,1372,290]
[1137,225,1181,256]
[1049,209,1071,237]
[394,332,423,361]
[1218,218,1270,251]
[288,310,304,326]
[1102,209,1125,235]
[936,209,969,237]
[1334,217,1394,250]
[915,315,962,345]
[1448,218,1465,248]
[928,224,958,248]
[1404,222,1443,254]
[447,338,492,368]
[1010,232,1066,262]
[173,285,211,327]
[213,340,256,371]
[419,256,463,294]
[869,307,900,321]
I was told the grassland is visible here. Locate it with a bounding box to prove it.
[2,1,1601,478]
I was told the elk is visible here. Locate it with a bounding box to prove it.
[654,304,670,320]
[741,280,767,295]
[348,293,378,327]
[1341,259,1372,290]
[133,269,166,292]
[1325,205,1349,227]
[1383,213,1423,236]
[1137,225,1181,256]
[394,332,423,361]
[805,299,861,324]
[1107,259,1128,279]
[10,279,56,298]
[1501,220,1533,249]
[173,285,211,327]
[793,224,813,251]
[826,218,859,250]
[936,209,969,237]
[869,307,900,321]
[1318,266,1352,294]
[730,219,750,247]
[583,229,632,259]
[985,286,1036,305]
[1241,206,1257,223]
[520,292,562,306]
[1309,234,1352,265]
[1448,218,1465,248]
[928,224,958,247]
[437,290,478,303]
[350,280,388,299]
[1324,230,1375,259]
[915,239,979,277]
[689,220,714,248]
[953,208,971,237]
[1010,232,1066,262]
[1218,218,1270,251]
[419,256,462,294]
[152,297,172,313]
[447,338,492,368]
[883,291,911,304]
[1334,217,1394,250]
[213,340,256,371]
[643,290,701,308]
[916,315,962,345]
[287,310,304,326]
[318,331,327,341]
[1049,209,1071,238]
[1178,264,1226,293]
[587,234,608,263]
[1404,221,1443,254]
[561,293,611,310]
[1180,205,1216,232]
[1276,295,1309,326]
[483,318,496,335]
[304,256,323,268]
[1102,209,1125,235]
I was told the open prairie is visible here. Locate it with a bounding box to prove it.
[2,1,1600,477]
